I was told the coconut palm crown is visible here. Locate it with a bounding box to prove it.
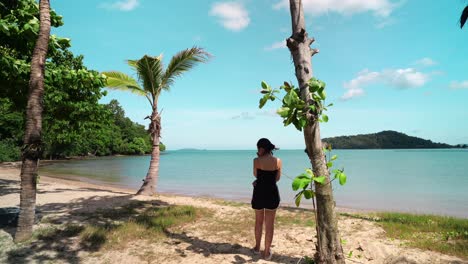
[102,47,210,195]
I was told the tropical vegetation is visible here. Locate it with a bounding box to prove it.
[103,48,210,195]
[461,5,468,28]
[0,0,160,163]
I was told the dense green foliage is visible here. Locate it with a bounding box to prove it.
[322,131,453,149]
[0,0,158,162]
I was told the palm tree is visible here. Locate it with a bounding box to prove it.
[461,5,468,28]
[15,0,51,242]
[103,47,210,195]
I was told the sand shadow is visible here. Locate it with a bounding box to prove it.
[0,179,20,197]
[3,194,168,264]
[166,231,302,264]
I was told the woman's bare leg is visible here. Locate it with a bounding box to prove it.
[254,209,264,251]
[264,209,276,258]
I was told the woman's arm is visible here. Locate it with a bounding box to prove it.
[253,158,258,177]
[276,158,282,182]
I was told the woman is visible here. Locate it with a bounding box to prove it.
[251,138,281,260]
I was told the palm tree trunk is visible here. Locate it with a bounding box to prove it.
[14,0,51,242]
[287,0,345,263]
[136,106,161,196]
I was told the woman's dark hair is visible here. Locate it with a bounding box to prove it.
[257,138,277,154]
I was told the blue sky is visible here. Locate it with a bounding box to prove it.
[52,0,468,149]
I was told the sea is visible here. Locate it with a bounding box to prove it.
[39,149,468,218]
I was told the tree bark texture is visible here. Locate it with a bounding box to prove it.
[286,0,345,263]
[15,0,51,242]
[136,106,161,196]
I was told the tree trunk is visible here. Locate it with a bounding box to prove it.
[15,0,51,242]
[286,0,345,263]
[136,106,161,196]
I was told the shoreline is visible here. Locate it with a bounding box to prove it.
[29,169,468,219]
[2,162,467,219]
[38,171,368,215]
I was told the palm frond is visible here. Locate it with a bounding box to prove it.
[162,47,211,91]
[102,71,147,97]
[461,5,468,29]
[134,55,164,96]
[127,59,138,71]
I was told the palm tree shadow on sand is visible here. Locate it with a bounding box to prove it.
[2,192,168,264]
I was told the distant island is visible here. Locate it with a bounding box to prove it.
[322,131,465,149]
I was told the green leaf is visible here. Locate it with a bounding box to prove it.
[261,81,269,90]
[303,189,314,199]
[292,178,301,191]
[295,191,303,207]
[297,173,311,180]
[293,119,303,131]
[313,176,326,184]
[318,80,326,89]
[305,169,314,177]
[318,89,327,100]
[259,95,268,108]
[326,161,333,168]
[260,90,269,94]
[292,175,311,190]
[284,90,300,106]
[299,117,307,128]
[331,155,337,161]
[276,107,290,118]
[309,105,316,113]
[339,172,347,185]
[308,78,321,92]
[322,114,329,123]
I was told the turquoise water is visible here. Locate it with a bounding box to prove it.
[39,149,468,218]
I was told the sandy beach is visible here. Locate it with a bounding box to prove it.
[0,166,466,264]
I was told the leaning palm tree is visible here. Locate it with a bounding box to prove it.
[103,47,210,195]
[15,0,51,242]
[461,5,468,28]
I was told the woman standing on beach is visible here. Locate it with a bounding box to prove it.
[251,138,281,260]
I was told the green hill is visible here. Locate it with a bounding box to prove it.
[322,131,454,149]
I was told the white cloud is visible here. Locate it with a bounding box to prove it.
[375,17,396,28]
[264,40,286,51]
[100,0,139,11]
[342,68,431,100]
[414,57,437,67]
[450,81,468,90]
[210,2,250,31]
[232,112,255,120]
[231,110,279,120]
[273,0,398,17]
[341,87,365,100]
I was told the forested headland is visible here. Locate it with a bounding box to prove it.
[0,1,163,162]
[322,130,461,149]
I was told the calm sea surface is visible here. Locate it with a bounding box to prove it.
[39,149,468,218]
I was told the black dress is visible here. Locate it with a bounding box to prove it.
[251,169,280,210]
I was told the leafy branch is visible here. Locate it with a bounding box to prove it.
[293,146,347,207]
[259,78,332,131]
[257,77,347,207]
